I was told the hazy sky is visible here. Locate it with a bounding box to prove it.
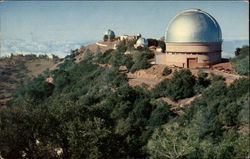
[0,1,249,42]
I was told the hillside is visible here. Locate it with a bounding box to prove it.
[0,42,248,159]
[0,55,60,106]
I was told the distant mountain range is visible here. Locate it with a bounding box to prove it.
[0,39,248,59]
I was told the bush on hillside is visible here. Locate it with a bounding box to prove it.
[1,43,249,159]
[194,71,210,93]
[13,76,55,102]
[233,56,249,76]
[157,40,166,52]
[129,57,150,73]
[103,35,108,41]
[147,38,158,47]
[210,74,225,83]
[231,45,249,76]
[57,59,75,70]
[152,69,196,101]
[162,66,172,76]
[129,51,152,73]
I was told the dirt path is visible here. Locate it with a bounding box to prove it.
[158,94,202,115]
[202,69,241,80]
[128,78,159,89]
[190,68,244,85]
[129,78,159,85]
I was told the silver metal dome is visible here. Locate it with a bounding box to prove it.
[104,29,115,37]
[165,9,222,43]
[136,37,148,46]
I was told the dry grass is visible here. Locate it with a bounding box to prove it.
[75,40,119,63]
[0,56,58,106]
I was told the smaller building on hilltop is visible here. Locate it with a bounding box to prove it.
[134,37,149,48]
[103,29,115,42]
[118,34,141,41]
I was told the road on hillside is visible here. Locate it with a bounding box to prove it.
[128,78,159,85]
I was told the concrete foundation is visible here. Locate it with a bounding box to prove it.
[155,42,222,68]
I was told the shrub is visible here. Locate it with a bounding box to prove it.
[128,51,152,73]
[167,69,196,101]
[234,47,241,56]
[152,69,196,101]
[233,56,249,75]
[148,100,174,128]
[227,78,249,100]
[210,74,225,83]
[129,57,150,73]
[231,45,249,76]
[57,59,75,70]
[157,40,166,51]
[53,70,71,90]
[147,123,198,159]
[147,38,158,47]
[194,71,210,93]
[13,76,55,102]
[103,35,108,41]
[162,66,172,76]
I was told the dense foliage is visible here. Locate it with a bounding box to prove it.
[231,45,249,76]
[147,38,166,52]
[148,78,249,159]
[152,69,197,101]
[0,54,59,103]
[0,45,248,159]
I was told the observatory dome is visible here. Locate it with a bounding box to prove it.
[165,9,222,43]
[104,29,115,37]
[136,37,148,46]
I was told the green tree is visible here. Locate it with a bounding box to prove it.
[103,35,108,41]
[53,70,71,90]
[194,71,210,93]
[148,100,174,128]
[147,123,198,159]
[166,69,196,101]
[157,40,166,51]
[234,47,241,56]
[67,117,111,159]
[231,45,249,75]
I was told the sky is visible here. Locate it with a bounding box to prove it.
[0,1,249,57]
[0,1,249,41]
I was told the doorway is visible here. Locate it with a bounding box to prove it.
[187,58,198,68]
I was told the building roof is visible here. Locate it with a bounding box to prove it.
[136,37,148,46]
[165,9,222,43]
[104,29,115,37]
